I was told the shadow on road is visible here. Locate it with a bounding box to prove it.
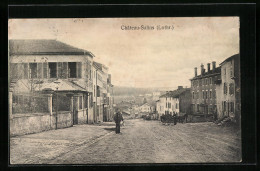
[103,127,116,131]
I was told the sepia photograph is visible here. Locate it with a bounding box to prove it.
[8,17,242,164]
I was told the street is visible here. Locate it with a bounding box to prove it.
[10,119,241,164]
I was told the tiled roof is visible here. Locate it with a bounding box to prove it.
[160,88,190,98]
[12,79,87,93]
[9,39,94,57]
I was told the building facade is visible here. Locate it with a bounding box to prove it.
[157,86,190,118]
[190,62,221,115]
[9,39,114,127]
[216,54,240,123]
[92,61,114,123]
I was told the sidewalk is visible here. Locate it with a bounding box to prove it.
[10,122,116,164]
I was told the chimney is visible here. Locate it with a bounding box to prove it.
[178,86,183,90]
[201,64,204,75]
[212,61,216,71]
[194,67,197,77]
[207,63,210,72]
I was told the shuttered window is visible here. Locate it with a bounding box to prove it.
[43,63,48,78]
[23,63,29,79]
[77,62,82,78]
[37,63,43,79]
[57,62,62,78]
[29,63,37,79]
[17,63,24,79]
[62,62,68,78]
[10,63,18,79]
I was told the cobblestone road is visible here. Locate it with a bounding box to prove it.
[48,119,241,164]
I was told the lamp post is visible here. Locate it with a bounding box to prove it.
[54,79,61,129]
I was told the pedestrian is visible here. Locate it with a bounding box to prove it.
[114,108,124,134]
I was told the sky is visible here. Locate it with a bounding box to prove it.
[9,17,239,89]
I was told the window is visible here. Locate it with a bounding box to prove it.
[223,101,226,112]
[229,83,234,95]
[166,102,167,108]
[29,63,37,79]
[49,63,57,78]
[224,68,226,75]
[176,103,178,109]
[210,78,212,85]
[97,86,100,97]
[230,102,234,113]
[209,90,212,99]
[224,83,228,94]
[203,91,205,99]
[192,92,195,99]
[68,62,82,78]
[230,67,233,77]
[68,62,77,78]
[206,91,208,99]
[205,78,208,85]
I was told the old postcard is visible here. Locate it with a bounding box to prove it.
[9,17,241,164]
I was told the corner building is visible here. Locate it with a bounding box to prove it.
[190,61,221,115]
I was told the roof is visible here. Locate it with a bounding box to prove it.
[160,88,190,98]
[12,79,87,93]
[190,66,221,81]
[9,39,95,57]
[93,61,108,72]
[93,61,103,71]
[219,54,240,66]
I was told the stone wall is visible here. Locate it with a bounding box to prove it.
[10,112,73,137]
[77,109,87,124]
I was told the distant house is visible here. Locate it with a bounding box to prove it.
[216,54,240,123]
[139,103,154,114]
[156,86,191,119]
[152,91,161,101]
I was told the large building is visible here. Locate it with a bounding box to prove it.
[92,61,114,123]
[190,61,221,115]
[9,39,95,125]
[215,54,240,123]
[9,39,114,128]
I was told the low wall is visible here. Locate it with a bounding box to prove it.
[10,111,73,137]
[54,111,73,129]
[77,109,87,125]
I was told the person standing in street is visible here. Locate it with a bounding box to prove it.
[114,108,124,134]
